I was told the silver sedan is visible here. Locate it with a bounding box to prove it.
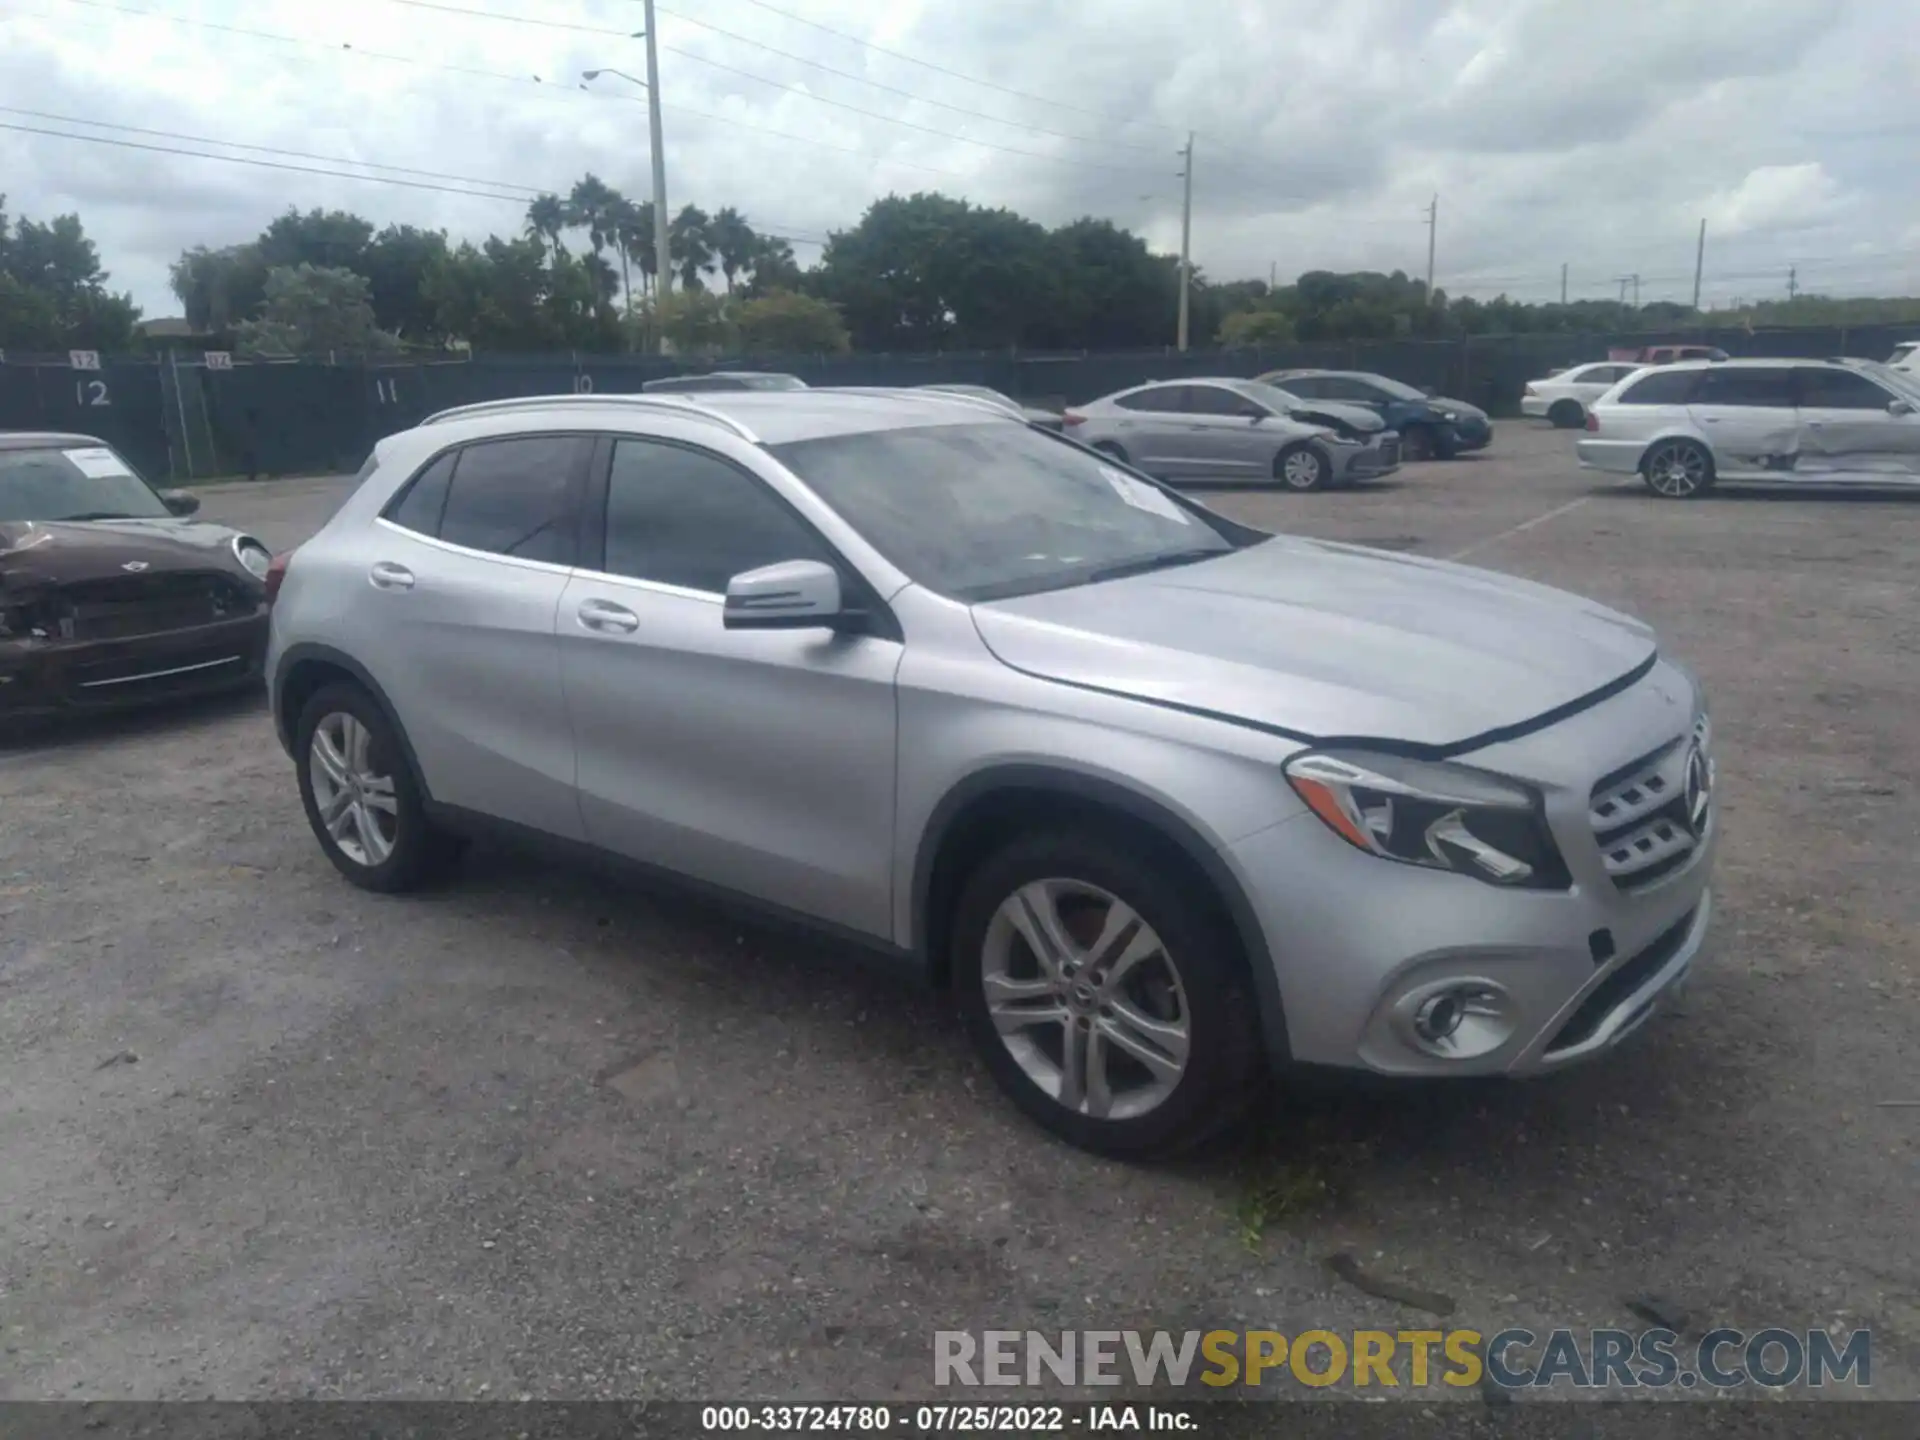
[1068,378,1400,490]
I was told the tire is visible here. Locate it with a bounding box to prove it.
[1274,443,1331,492]
[1547,400,1584,429]
[294,682,462,892]
[951,829,1264,1159]
[1401,424,1436,462]
[1640,438,1716,499]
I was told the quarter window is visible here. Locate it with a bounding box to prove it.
[434,437,582,563]
[600,439,829,594]
[387,452,455,536]
[1615,370,1699,405]
[1796,368,1894,410]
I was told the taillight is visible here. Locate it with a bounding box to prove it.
[264,551,290,606]
[1061,411,1086,427]
[1523,383,1536,396]
[1584,412,1600,433]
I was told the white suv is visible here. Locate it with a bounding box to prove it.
[1578,358,1920,497]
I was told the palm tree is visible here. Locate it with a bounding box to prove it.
[669,204,715,292]
[708,207,757,293]
[524,194,568,261]
[565,174,621,262]
[610,196,657,309]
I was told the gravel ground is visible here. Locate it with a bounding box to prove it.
[2,427,1915,1401]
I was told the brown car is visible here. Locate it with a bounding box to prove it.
[0,432,274,729]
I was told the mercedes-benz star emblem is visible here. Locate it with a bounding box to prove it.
[1684,743,1713,831]
[121,560,150,573]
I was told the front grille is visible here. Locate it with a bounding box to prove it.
[1379,439,1401,467]
[1588,717,1713,892]
[54,572,254,641]
[1546,905,1698,1054]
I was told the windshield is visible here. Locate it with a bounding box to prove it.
[0,445,170,523]
[1361,373,1427,401]
[768,422,1238,602]
[927,384,1018,408]
[738,374,807,391]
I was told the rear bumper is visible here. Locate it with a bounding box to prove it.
[1520,395,1551,418]
[1577,438,1647,474]
[0,611,268,720]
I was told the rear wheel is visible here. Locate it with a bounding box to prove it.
[1547,399,1584,429]
[1275,443,1330,492]
[295,683,462,892]
[1641,438,1715,499]
[951,830,1263,1158]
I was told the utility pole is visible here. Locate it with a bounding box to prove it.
[1176,132,1194,351]
[1691,218,1706,311]
[1616,274,1640,307]
[1787,265,1798,300]
[1424,194,1438,301]
[642,0,673,301]
[1560,263,1567,305]
[1269,260,1277,290]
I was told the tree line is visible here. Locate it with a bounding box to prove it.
[4,180,1918,358]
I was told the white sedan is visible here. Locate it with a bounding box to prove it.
[1522,361,1645,428]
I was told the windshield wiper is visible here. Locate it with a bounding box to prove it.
[1087,547,1227,584]
[54,511,140,522]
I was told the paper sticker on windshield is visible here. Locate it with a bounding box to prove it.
[1100,465,1190,524]
[64,446,134,479]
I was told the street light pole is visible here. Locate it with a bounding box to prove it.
[641,0,672,301]
[1176,132,1194,352]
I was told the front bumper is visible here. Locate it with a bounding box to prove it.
[0,611,268,720]
[1225,661,1717,1077]
[1445,416,1493,452]
[1327,432,1402,482]
[1576,438,1647,474]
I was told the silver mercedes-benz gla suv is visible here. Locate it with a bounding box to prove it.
[268,388,1716,1157]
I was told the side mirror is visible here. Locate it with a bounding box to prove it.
[1420,385,1437,398]
[160,489,201,517]
[723,559,853,632]
[1890,398,1916,416]
[1238,405,1266,422]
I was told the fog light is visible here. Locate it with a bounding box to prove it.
[1394,980,1518,1061]
[1414,992,1465,1042]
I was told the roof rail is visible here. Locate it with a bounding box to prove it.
[804,385,1020,418]
[420,392,761,443]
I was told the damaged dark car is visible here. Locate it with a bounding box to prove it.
[0,432,274,730]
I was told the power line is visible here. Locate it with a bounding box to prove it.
[373,0,1155,174]
[650,5,1161,154]
[712,0,1166,128]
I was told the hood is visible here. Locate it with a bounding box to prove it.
[0,517,252,588]
[1280,400,1385,436]
[971,536,1657,751]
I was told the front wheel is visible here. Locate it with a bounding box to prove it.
[951,831,1263,1158]
[1275,443,1331,492]
[1641,438,1715,499]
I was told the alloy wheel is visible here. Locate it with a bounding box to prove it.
[308,711,399,867]
[1645,442,1709,497]
[979,878,1190,1121]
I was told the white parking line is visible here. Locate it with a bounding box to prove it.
[1445,496,1592,561]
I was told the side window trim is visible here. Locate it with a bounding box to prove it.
[577,433,901,636]
[377,432,593,568]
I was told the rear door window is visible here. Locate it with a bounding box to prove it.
[1692,367,1794,407]
[1185,386,1250,416]
[435,436,585,563]
[1114,387,1188,413]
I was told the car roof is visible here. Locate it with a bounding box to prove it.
[0,431,105,451]
[417,389,1017,447]
[1640,356,1857,371]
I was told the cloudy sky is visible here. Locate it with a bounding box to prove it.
[2,0,1916,318]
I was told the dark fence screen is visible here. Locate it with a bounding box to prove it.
[2,324,1908,482]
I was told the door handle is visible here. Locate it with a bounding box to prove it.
[369,561,415,591]
[577,598,640,634]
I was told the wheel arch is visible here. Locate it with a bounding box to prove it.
[910,764,1291,1065]
[273,643,431,799]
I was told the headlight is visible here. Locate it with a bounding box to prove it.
[1284,749,1570,889]
[1438,409,1460,423]
[1320,429,1363,445]
[232,536,273,579]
